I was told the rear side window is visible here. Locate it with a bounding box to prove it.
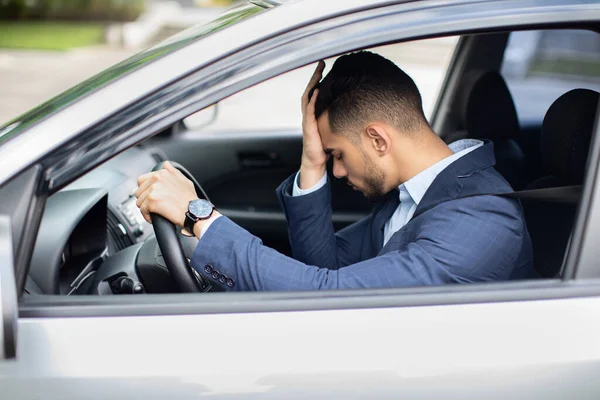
[501,29,600,126]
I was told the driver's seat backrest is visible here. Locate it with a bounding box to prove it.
[523,88,599,278]
[461,70,527,189]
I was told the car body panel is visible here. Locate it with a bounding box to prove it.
[2,297,600,398]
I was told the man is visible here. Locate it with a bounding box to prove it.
[136,51,533,291]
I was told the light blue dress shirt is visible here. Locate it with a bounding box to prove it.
[293,138,484,245]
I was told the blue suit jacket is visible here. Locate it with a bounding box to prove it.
[191,141,534,291]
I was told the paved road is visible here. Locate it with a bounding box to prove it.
[0,47,137,125]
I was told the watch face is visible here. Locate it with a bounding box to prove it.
[188,199,213,219]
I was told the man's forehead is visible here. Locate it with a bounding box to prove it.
[319,126,339,151]
[316,112,331,131]
[317,114,335,142]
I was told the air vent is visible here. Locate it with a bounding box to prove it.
[107,209,133,254]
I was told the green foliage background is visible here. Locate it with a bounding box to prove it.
[0,0,146,22]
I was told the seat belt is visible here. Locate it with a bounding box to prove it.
[462,185,583,203]
[495,185,582,203]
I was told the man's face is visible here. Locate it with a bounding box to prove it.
[317,114,386,199]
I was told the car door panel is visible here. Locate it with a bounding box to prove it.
[6,296,600,398]
[148,131,372,255]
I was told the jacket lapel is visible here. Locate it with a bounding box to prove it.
[369,140,497,251]
[412,140,497,220]
[371,190,400,252]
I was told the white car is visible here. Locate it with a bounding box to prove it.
[1,0,600,398]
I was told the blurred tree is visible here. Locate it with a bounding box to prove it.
[0,0,146,21]
[196,0,235,6]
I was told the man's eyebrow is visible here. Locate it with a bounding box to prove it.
[324,148,335,155]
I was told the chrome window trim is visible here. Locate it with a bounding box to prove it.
[19,279,600,319]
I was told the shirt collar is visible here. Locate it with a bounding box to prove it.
[400,139,484,205]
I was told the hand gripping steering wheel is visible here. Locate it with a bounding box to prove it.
[150,161,212,292]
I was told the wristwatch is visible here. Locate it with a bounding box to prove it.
[183,199,215,236]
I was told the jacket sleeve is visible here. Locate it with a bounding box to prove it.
[190,195,528,291]
[276,173,373,269]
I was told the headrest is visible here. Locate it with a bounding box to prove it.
[462,70,520,141]
[541,89,599,184]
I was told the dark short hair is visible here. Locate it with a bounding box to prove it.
[313,51,428,141]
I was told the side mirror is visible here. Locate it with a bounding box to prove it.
[183,104,219,130]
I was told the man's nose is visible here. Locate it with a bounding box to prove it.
[332,159,347,179]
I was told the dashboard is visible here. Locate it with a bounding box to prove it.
[26,145,184,296]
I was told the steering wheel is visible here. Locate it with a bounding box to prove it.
[150,161,212,293]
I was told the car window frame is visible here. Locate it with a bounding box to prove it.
[568,101,600,280]
[12,0,600,317]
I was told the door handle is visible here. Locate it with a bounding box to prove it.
[238,152,279,168]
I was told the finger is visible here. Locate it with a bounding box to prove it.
[306,88,319,121]
[302,61,324,105]
[137,171,156,186]
[138,188,160,224]
[302,61,325,110]
[163,160,190,183]
[162,160,177,173]
[134,176,156,199]
[135,186,152,209]
[138,200,153,224]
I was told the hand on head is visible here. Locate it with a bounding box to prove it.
[299,61,328,189]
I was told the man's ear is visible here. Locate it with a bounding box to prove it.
[365,123,391,156]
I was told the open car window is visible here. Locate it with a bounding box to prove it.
[9,0,599,305]
[23,28,600,299]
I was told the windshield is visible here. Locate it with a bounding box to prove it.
[0,1,273,145]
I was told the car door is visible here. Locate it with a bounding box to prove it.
[6,126,600,398]
[3,0,600,399]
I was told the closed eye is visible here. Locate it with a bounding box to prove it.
[325,148,342,160]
